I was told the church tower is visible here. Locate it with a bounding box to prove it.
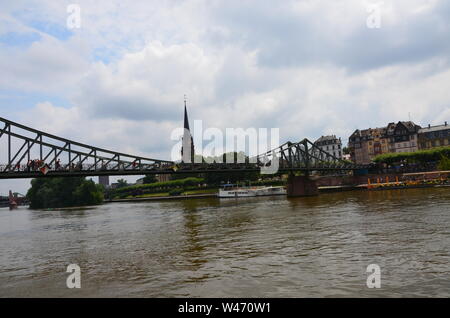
[181,97,195,163]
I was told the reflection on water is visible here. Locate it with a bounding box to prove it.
[1,188,450,297]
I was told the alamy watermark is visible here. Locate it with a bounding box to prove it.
[66,264,81,289]
[366,264,381,288]
[366,2,383,29]
[67,4,81,29]
[170,120,280,174]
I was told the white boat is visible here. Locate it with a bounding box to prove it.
[254,186,287,196]
[218,184,256,198]
[218,184,286,198]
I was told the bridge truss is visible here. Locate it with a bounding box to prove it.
[0,117,174,179]
[0,117,366,179]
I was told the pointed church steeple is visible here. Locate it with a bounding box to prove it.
[184,97,190,131]
[181,96,195,163]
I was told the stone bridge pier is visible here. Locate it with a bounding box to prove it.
[287,174,319,197]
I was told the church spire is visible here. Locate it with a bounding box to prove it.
[181,95,194,163]
[184,95,190,131]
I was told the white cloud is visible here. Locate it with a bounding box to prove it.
[74,41,221,121]
[0,36,90,93]
[1,0,450,195]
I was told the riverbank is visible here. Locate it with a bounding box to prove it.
[106,182,450,203]
[107,185,365,202]
[106,193,217,203]
[106,170,450,203]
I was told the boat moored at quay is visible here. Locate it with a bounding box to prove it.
[218,184,287,198]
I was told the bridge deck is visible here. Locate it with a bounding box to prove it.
[1,116,367,179]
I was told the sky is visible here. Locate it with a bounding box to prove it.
[1,0,450,194]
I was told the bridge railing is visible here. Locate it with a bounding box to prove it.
[0,116,174,177]
[252,138,366,171]
[0,116,367,178]
[0,162,176,173]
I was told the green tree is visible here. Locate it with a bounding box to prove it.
[374,146,450,165]
[27,177,103,209]
[116,178,128,188]
[73,180,104,206]
[438,155,450,171]
[142,174,157,184]
[203,151,259,185]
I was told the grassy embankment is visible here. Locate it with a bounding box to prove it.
[108,177,285,200]
[131,188,218,199]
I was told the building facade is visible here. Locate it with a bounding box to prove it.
[386,121,421,153]
[418,122,450,150]
[348,121,421,164]
[314,135,343,159]
[348,127,389,165]
[98,175,110,188]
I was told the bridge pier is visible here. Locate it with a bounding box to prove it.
[287,175,319,197]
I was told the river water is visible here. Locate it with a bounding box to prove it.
[1,188,449,297]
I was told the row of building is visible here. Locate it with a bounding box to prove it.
[314,121,450,165]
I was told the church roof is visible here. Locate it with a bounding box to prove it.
[184,105,190,131]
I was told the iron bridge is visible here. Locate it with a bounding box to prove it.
[0,117,368,179]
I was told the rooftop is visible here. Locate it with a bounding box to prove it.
[315,135,340,143]
[418,122,449,133]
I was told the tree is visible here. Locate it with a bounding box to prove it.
[203,152,259,185]
[142,174,157,184]
[374,146,450,165]
[73,181,104,206]
[116,179,128,188]
[438,155,450,171]
[27,177,103,209]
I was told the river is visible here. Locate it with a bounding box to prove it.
[1,188,449,297]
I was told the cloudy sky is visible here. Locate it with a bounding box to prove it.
[1,0,450,194]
